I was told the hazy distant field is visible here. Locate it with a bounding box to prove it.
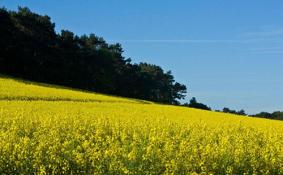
[0,76,282,174]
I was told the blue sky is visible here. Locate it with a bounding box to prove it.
[2,0,283,114]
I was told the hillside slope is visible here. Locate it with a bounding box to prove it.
[0,76,150,104]
[0,76,282,174]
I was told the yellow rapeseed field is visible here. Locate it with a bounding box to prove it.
[0,76,282,174]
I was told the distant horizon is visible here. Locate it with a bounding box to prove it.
[2,0,283,114]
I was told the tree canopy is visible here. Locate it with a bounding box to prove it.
[0,7,187,104]
[253,111,283,120]
[184,97,211,111]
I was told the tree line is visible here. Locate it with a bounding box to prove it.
[185,97,283,121]
[252,111,283,120]
[0,7,187,104]
[184,98,246,116]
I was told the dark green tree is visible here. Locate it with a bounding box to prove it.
[186,97,211,110]
[0,7,188,104]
